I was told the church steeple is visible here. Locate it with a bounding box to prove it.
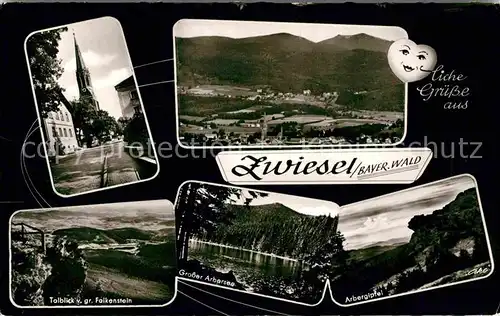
[74,31,86,74]
[73,30,99,111]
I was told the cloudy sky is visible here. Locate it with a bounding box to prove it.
[11,200,174,232]
[229,187,340,217]
[338,175,477,250]
[50,16,134,119]
[173,19,408,42]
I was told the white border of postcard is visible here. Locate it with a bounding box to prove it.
[24,16,160,199]
[8,200,177,309]
[172,19,409,149]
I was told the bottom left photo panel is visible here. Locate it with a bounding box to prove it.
[9,199,177,308]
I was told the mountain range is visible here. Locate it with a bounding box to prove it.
[51,226,175,244]
[316,33,393,52]
[175,32,404,111]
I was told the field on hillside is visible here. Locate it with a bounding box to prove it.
[82,239,176,304]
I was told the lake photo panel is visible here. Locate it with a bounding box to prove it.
[175,181,339,305]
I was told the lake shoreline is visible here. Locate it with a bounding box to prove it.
[189,238,299,262]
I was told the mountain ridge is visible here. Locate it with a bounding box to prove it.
[51,226,168,244]
[175,32,392,56]
[176,32,391,47]
[316,32,392,52]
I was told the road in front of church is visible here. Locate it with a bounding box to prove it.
[51,141,143,196]
[104,141,141,187]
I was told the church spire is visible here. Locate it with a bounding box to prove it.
[73,30,100,111]
[73,31,86,73]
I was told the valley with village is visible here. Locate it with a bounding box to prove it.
[175,32,406,147]
[179,85,404,146]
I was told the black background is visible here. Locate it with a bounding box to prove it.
[0,3,499,315]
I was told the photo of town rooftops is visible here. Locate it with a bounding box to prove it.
[173,19,407,148]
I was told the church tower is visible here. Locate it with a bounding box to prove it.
[261,112,268,142]
[74,32,100,111]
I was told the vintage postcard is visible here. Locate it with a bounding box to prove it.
[9,200,176,308]
[173,19,408,148]
[175,181,336,305]
[330,174,493,306]
[24,16,159,197]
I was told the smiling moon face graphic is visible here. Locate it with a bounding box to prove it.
[387,39,437,83]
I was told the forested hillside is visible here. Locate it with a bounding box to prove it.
[194,203,340,258]
[175,33,405,111]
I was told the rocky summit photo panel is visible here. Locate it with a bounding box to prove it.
[329,174,493,306]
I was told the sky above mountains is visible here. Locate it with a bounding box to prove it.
[338,175,477,250]
[174,19,408,43]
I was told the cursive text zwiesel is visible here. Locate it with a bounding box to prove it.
[231,155,358,181]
